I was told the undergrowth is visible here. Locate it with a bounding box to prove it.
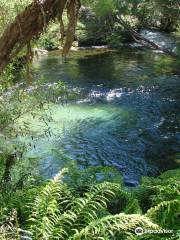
[0,167,179,240]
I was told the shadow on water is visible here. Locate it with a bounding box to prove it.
[20,46,180,186]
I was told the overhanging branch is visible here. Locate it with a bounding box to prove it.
[0,0,81,72]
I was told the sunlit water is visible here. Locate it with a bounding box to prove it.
[18,44,179,186]
[140,29,177,50]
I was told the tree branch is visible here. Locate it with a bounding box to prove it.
[0,0,81,73]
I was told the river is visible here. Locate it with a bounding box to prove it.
[14,35,180,186]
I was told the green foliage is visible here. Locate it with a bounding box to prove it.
[133,168,180,232]
[78,6,114,46]
[93,0,116,16]
[0,2,179,238]
[26,170,161,239]
[37,23,61,50]
[29,168,71,239]
[0,0,31,34]
[65,164,123,188]
[1,168,179,239]
[140,169,180,206]
[146,200,180,228]
[78,0,180,46]
[73,213,159,240]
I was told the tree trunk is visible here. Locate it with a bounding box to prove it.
[0,0,68,72]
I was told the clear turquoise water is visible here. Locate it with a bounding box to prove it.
[19,47,179,186]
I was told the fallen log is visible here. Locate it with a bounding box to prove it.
[116,15,177,57]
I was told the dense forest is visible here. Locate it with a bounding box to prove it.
[0,0,180,239]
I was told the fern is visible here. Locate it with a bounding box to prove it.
[47,182,119,239]
[27,174,143,239]
[72,213,160,240]
[146,199,180,228]
[133,169,180,212]
[1,168,179,240]
[28,168,71,239]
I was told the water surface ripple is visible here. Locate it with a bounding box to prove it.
[26,47,180,186]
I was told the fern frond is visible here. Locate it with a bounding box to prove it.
[146,199,180,228]
[49,182,119,239]
[159,169,180,181]
[72,213,160,240]
[29,168,70,239]
[134,168,180,212]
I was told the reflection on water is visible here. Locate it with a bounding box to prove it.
[20,47,179,186]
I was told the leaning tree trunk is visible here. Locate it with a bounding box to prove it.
[0,0,80,72]
[115,15,177,57]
